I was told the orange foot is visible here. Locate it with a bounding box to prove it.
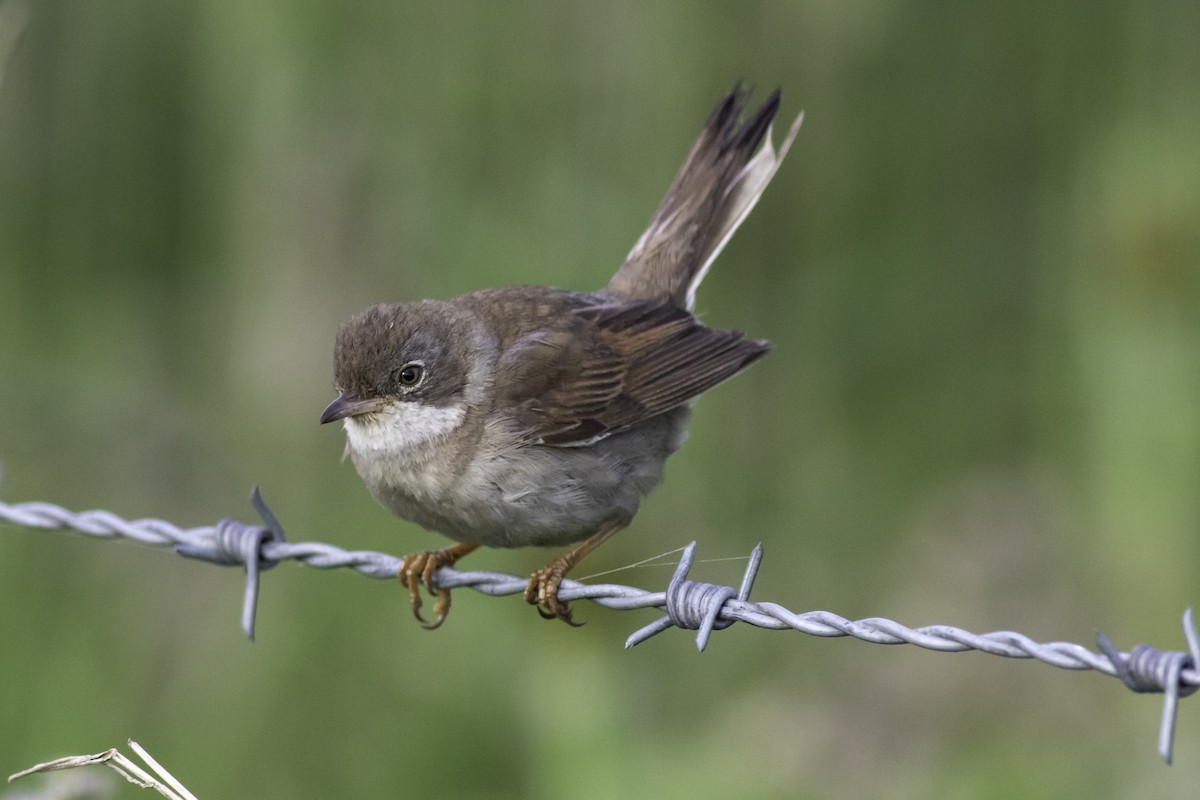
[398,543,478,629]
[523,523,625,626]
[524,556,583,627]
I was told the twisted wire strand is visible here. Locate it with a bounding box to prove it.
[1,491,1196,763]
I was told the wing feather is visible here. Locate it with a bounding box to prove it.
[499,297,767,446]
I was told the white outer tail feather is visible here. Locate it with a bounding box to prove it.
[683,111,804,311]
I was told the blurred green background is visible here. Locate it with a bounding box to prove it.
[2,2,1199,798]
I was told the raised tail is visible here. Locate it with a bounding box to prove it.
[607,84,802,311]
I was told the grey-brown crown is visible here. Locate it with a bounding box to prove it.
[332,302,471,405]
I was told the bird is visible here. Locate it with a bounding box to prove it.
[321,84,801,627]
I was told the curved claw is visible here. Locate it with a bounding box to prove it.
[525,567,584,626]
[421,589,451,630]
[396,544,478,629]
[523,524,622,626]
[534,602,584,626]
[398,558,430,625]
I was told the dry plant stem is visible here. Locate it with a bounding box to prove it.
[8,740,198,800]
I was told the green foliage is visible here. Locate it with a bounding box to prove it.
[2,2,1199,798]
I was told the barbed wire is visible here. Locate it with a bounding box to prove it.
[1,489,1196,764]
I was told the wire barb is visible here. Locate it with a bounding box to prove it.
[1095,609,1200,764]
[175,487,286,641]
[1,492,1197,764]
[624,541,763,650]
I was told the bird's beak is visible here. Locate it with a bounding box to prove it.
[320,392,381,424]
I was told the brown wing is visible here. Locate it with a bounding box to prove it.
[497,298,768,446]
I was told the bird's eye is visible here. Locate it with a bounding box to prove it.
[394,362,424,388]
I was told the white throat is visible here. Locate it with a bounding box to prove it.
[343,399,467,458]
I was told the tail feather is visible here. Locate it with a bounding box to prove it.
[607,84,802,310]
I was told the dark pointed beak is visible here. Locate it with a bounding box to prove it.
[320,392,378,424]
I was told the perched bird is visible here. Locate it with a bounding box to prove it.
[321,85,801,627]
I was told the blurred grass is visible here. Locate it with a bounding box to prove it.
[2,2,1199,798]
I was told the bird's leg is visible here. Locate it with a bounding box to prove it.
[524,522,625,625]
[398,543,479,629]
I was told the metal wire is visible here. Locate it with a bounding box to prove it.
[1,490,1196,764]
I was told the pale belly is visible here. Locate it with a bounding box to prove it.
[352,409,690,548]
